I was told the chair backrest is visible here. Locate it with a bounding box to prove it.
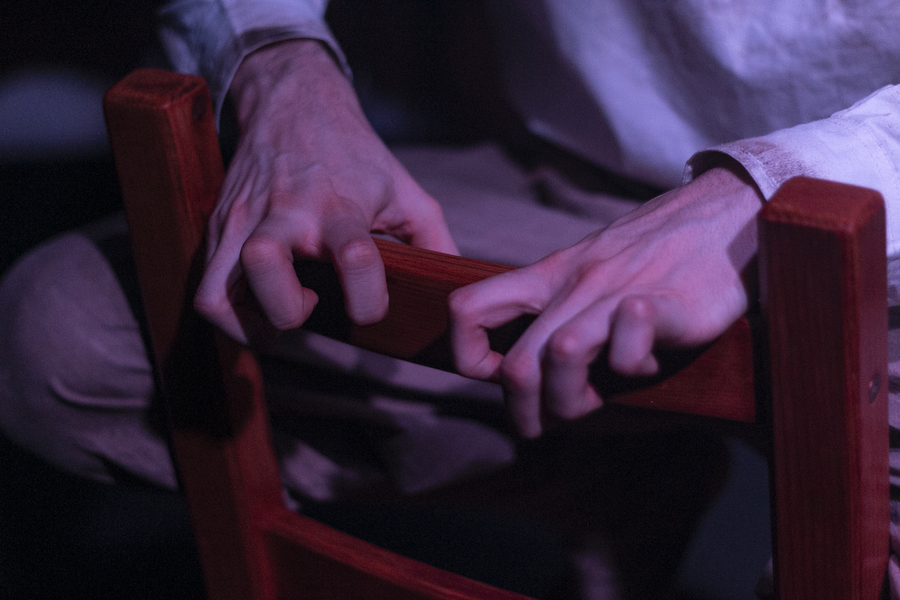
[104,68,889,600]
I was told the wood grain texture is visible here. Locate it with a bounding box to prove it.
[761,177,889,599]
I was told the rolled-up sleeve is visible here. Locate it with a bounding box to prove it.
[685,85,900,258]
[158,0,350,121]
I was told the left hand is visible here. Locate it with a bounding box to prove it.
[193,40,458,345]
[449,164,764,438]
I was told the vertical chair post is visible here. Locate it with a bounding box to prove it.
[104,69,283,600]
[761,177,889,599]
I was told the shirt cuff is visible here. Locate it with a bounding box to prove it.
[683,84,900,258]
[158,1,351,123]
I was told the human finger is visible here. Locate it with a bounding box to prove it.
[449,266,553,382]
[194,252,284,345]
[193,159,275,341]
[497,290,607,438]
[195,215,260,343]
[539,300,614,423]
[607,294,690,376]
[322,217,389,325]
[204,155,268,262]
[391,180,460,256]
[490,257,625,436]
[240,218,319,331]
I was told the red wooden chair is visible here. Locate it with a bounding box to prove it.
[104,68,889,600]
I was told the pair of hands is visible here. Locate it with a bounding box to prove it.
[195,41,764,438]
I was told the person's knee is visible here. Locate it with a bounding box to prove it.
[0,224,155,480]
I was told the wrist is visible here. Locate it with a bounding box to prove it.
[696,160,764,309]
[229,39,351,128]
[701,155,764,202]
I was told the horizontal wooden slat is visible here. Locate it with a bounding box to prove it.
[299,238,758,423]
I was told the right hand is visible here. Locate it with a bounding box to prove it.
[194,40,458,344]
[449,164,763,438]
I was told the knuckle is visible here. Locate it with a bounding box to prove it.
[454,353,489,380]
[240,234,282,271]
[331,167,393,206]
[448,287,479,322]
[571,261,605,289]
[499,353,538,392]
[337,238,380,272]
[416,195,447,221]
[193,288,226,321]
[466,362,494,381]
[214,198,253,238]
[619,295,654,321]
[547,327,588,365]
[224,197,252,222]
[532,251,564,279]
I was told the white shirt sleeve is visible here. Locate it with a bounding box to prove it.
[685,84,900,259]
[158,0,350,122]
